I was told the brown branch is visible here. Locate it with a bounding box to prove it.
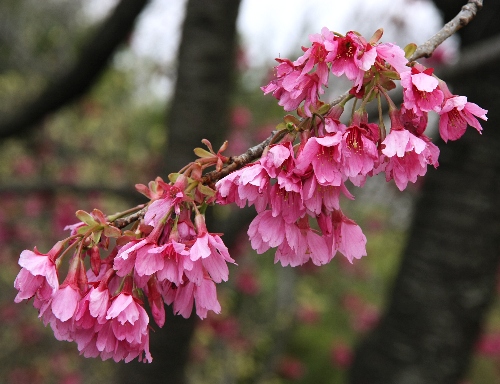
[113,207,148,229]
[201,131,275,186]
[409,0,483,62]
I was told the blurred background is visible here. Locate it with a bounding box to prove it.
[1,0,500,383]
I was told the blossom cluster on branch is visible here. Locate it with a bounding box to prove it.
[14,24,487,363]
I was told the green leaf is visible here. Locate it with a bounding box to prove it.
[404,43,417,59]
[316,103,331,115]
[77,224,91,236]
[382,70,400,80]
[168,173,180,183]
[193,147,214,158]
[92,230,102,245]
[197,183,216,197]
[104,225,121,238]
[76,210,98,226]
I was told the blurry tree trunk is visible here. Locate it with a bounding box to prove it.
[349,2,500,384]
[117,0,241,383]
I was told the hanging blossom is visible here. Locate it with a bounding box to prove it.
[14,164,235,363]
[14,26,487,364]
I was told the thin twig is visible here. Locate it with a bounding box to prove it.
[113,207,147,229]
[201,130,275,186]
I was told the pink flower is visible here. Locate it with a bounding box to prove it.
[75,287,101,330]
[339,124,379,185]
[155,239,192,286]
[189,214,235,283]
[216,163,270,212]
[143,174,188,227]
[146,276,165,328]
[261,59,324,115]
[51,254,87,327]
[166,282,196,318]
[52,285,81,322]
[260,143,295,178]
[275,218,330,267]
[114,225,168,278]
[90,320,152,363]
[106,292,149,345]
[215,169,246,207]
[438,95,487,142]
[294,27,335,87]
[327,31,377,90]
[302,175,353,216]
[237,163,270,208]
[16,242,62,293]
[89,286,111,324]
[14,269,46,303]
[401,66,443,115]
[193,278,222,319]
[323,210,367,263]
[375,43,409,74]
[323,104,346,134]
[382,110,439,190]
[248,210,286,254]
[268,184,305,224]
[382,127,426,158]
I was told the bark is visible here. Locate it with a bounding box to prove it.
[116,0,241,383]
[349,2,500,384]
[0,0,149,140]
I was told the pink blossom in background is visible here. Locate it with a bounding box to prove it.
[331,342,353,368]
[277,356,306,380]
[296,304,321,325]
[235,268,260,295]
[475,332,500,357]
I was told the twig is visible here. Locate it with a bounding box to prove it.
[113,206,147,229]
[409,0,483,62]
[201,130,275,186]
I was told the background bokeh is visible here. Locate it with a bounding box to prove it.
[1,1,499,383]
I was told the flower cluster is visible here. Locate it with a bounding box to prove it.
[216,137,367,266]
[217,27,487,262]
[14,27,487,364]
[14,173,234,363]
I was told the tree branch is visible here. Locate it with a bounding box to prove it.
[0,0,149,140]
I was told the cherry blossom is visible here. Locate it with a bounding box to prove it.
[401,66,444,115]
[438,94,488,142]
